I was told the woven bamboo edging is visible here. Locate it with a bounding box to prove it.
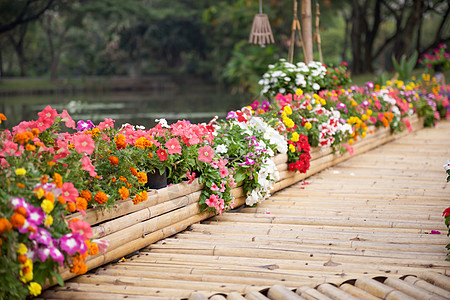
[50,115,424,287]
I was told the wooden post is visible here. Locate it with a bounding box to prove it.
[315,3,323,63]
[301,0,313,64]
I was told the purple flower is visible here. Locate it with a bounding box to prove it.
[59,232,87,255]
[77,120,94,131]
[49,247,65,264]
[27,206,45,226]
[430,230,441,234]
[38,248,50,262]
[366,81,374,89]
[261,101,270,111]
[31,228,52,246]
[250,100,260,110]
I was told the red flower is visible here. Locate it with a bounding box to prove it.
[157,148,167,161]
[443,207,450,217]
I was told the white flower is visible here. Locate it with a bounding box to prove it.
[155,118,170,128]
[136,125,145,130]
[444,160,450,171]
[215,144,228,154]
[313,83,320,90]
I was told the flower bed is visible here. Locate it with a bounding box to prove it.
[0,61,448,298]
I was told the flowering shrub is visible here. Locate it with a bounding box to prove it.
[419,43,450,71]
[0,109,108,299]
[258,59,351,97]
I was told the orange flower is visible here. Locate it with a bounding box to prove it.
[76,197,87,211]
[140,190,148,202]
[94,191,108,204]
[119,176,127,182]
[25,144,36,151]
[14,206,27,218]
[135,137,147,149]
[89,242,99,256]
[0,113,6,123]
[57,195,66,205]
[129,167,138,176]
[80,190,92,202]
[47,161,56,167]
[18,254,27,264]
[126,182,132,188]
[148,153,153,159]
[16,183,25,188]
[14,132,33,144]
[67,202,76,213]
[40,175,48,184]
[108,156,119,165]
[10,213,25,229]
[46,192,55,203]
[137,172,147,184]
[132,194,141,205]
[31,128,39,136]
[118,186,130,200]
[111,177,117,183]
[53,173,63,188]
[114,134,127,149]
[0,218,12,235]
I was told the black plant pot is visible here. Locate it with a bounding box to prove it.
[145,169,168,189]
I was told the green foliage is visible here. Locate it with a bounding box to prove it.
[391,51,418,82]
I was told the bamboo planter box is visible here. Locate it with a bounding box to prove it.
[56,115,424,284]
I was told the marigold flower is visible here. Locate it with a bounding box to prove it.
[119,176,127,182]
[18,254,27,264]
[15,168,27,176]
[10,213,25,229]
[16,183,25,188]
[0,113,6,123]
[67,202,76,213]
[80,190,92,202]
[135,137,149,149]
[34,188,45,199]
[89,242,99,256]
[0,218,12,235]
[129,167,138,176]
[348,139,354,145]
[112,177,117,183]
[57,195,66,205]
[76,197,88,212]
[25,144,36,151]
[115,134,127,149]
[41,199,54,214]
[14,206,27,217]
[148,153,153,159]
[44,215,53,227]
[283,105,292,115]
[304,122,312,130]
[118,186,130,200]
[47,161,56,167]
[291,132,299,142]
[14,132,33,144]
[94,191,108,204]
[126,182,132,188]
[108,156,119,165]
[53,172,63,188]
[137,172,148,184]
[28,282,42,296]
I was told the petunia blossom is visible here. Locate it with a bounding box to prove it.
[80,154,97,177]
[61,182,79,203]
[59,232,87,256]
[60,110,76,129]
[165,138,182,155]
[198,145,214,163]
[69,219,93,240]
[73,133,95,155]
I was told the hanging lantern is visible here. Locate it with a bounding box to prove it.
[249,0,274,47]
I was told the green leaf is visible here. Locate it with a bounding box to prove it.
[50,271,65,286]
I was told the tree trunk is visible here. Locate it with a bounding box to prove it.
[8,24,28,77]
[392,0,423,60]
[350,0,363,74]
[301,0,313,64]
[341,11,351,63]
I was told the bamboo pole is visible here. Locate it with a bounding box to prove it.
[296,286,331,300]
[314,4,323,62]
[403,276,450,299]
[339,283,380,300]
[384,277,444,300]
[417,272,450,291]
[245,291,271,300]
[267,285,305,300]
[317,283,358,300]
[300,0,313,64]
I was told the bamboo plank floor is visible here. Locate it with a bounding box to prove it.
[39,122,450,299]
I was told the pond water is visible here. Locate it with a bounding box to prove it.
[0,84,252,130]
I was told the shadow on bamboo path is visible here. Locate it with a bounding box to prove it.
[38,122,450,299]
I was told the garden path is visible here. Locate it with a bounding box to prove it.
[39,122,450,299]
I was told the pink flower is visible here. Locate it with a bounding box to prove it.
[157,148,168,161]
[69,219,93,240]
[403,118,412,132]
[61,182,79,203]
[60,110,76,129]
[73,133,95,155]
[12,120,37,135]
[220,182,226,193]
[210,183,220,191]
[219,168,229,178]
[430,230,441,234]
[38,105,58,121]
[186,170,196,184]
[198,145,214,163]
[205,194,219,208]
[81,154,97,177]
[98,118,114,130]
[342,144,354,156]
[60,232,87,256]
[165,138,182,155]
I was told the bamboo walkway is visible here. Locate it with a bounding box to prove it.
[40,122,450,299]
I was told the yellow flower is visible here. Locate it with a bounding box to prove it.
[34,188,45,199]
[44,215,53,227]
[41,199,54,214]
[320,98,326,106]
[291,132,299,142]
[17,243,27,255]
[289,144,296,153]
[305,122,312,130]
[28,282,42,296]
[351,100,358,107]
[295,88,303,96]
[20,271,33,283]
[306,104,312,111]
[15,168,26,176]
[349,139,354,145]
[386,80,392,86]
[409,103,413,108]
[361,114,368,121]
[283,105,292,115]
[362,131,367,138]
[366,109,372,116]
[283,117,295,128]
